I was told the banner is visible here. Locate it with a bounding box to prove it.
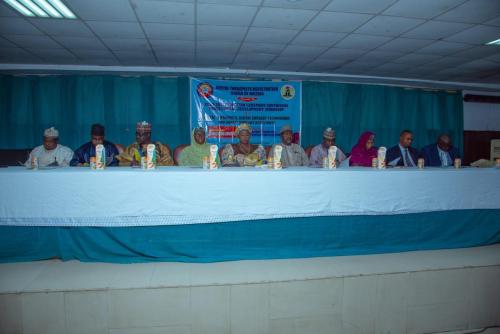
[190,78,301,146]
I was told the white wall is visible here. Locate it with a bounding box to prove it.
[463,90,500,131]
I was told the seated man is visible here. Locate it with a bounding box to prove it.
[118,121,174,166]
[178,127,219,166]
[386,129,419,167]
[70,123,119,166]
[421,134,460,167]
[24,126,73,167]
[309,127,346,167]
[270,125,308,167]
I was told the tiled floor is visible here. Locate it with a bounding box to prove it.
[1,245,500,334]
[1,244,500,294]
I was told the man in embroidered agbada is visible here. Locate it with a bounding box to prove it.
[118,121,174,166]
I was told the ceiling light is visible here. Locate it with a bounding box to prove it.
[486,38,500,46]
[18,0,48,17]
[32,0,62,17]
[3,0,76,18]
[47,0,75,19]
[3,0,35,16]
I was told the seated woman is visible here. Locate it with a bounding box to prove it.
[221,123,266,167]
[349,131,378,167]
[178,127,219,166]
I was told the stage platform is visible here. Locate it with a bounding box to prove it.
[1,244,499,334]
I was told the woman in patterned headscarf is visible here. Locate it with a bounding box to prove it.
[221,123,266,167]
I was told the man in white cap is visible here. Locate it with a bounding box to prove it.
[24,126,73,167]
[270,124,308,167]
[117,121,174,166]
[309,127,346,167]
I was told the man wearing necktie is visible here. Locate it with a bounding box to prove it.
[421,134,460,167]
[386,130,420,167]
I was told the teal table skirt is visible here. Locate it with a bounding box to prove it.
[1,209,499,263]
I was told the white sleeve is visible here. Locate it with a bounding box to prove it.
[59,146,74,167]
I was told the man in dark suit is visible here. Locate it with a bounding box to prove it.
[421,134,460,167]
[386,130,419,167]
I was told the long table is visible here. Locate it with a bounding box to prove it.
[0,167,499,262]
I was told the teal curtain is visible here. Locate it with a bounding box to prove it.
[0,75,463,153]
[302,81,463,154]
[0,75,191,150]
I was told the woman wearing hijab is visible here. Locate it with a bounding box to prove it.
[178,127,218,166]
[221,123,266,167]
[349,131,378,167]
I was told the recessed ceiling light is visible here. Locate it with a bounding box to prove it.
[3,0,76,19]
[486,38,500,46]
[18,0,48,17]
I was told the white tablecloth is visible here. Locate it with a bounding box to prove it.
[0,167,499,226]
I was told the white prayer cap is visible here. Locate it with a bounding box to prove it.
[44,126,59,138]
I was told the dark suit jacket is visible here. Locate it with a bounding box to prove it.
[420,144,460,167]
[386,145,419,167]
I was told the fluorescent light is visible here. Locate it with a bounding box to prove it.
[18,0,48,17]
[3,0,35,16]
[47,0,75,18]
[32,0,62,17]
[486,38,500,46]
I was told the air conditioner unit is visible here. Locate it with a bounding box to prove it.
[491,139,500,161]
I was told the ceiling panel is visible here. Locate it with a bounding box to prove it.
[197,40,240,53]
[197,25,247,42]
[65,0,137,22]
[414,41,474,55]
[131,0,194,24]
[0,36,15,47]
[319,48,366,61]
[252,7,316,30]
[197,4,257,26]
[357,50,406,62]
[484,16,500,26]
[102,38,151,51]
[402,21,473,40]
[355,16,426,37]
[392,53,442,65]
[263,0,331,10]
[444,24,500,45]
[71,49,116,59]
[291,31,346,47]
[382,0,465,19]
[29,19,94,37]
[245,27,297,44]
[53,36,107,51]
[142,23,194,40]
[86,21,145,39]
[375,37,434,52]
[436,0,500,24]
[0,3,18,17]
[334,34,392,50]
[324,0,397,14]
[305,12,373,33]
[150,39,195,53]
[28,48,78,60]
[195,55,234,67]
[198,0,260,5]
[0,17,43,35]
[452,45,500,59]
[4,34,63,49]
[279,45,327,58]
[239,42,286,55]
